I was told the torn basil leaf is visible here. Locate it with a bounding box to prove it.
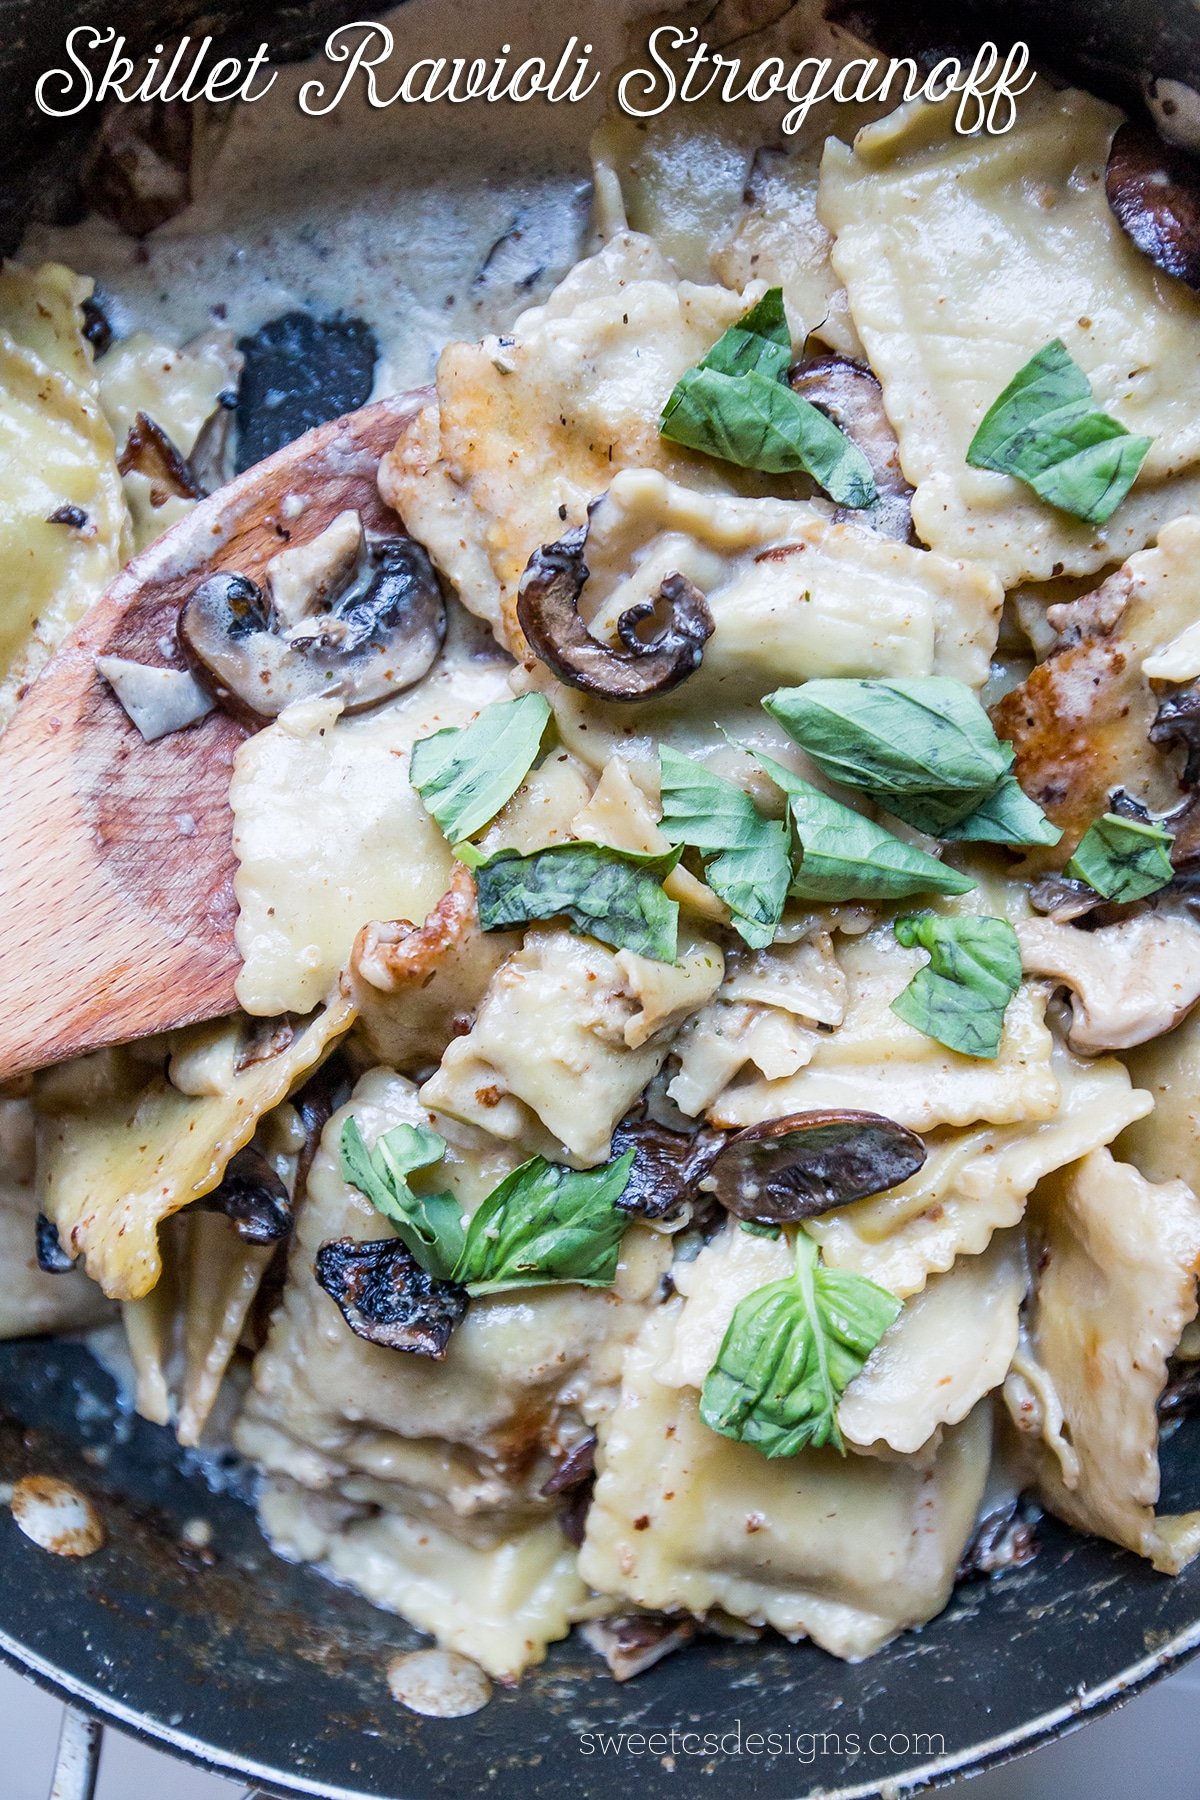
[695,285,792,381]
[454,1149,635,1296]
[700,1231,900,1457]
[475,840,680,962]
[658,746,790,947]
[763,677,1057,845]
[967,338,1152,526]
[410,692,551,846]
[659,287,877,508]
[891,913,1022,1060]
[753,750,974,901]
[946,772,1063,848]
[1065,811,1175,902]
[340,1117,465,1279]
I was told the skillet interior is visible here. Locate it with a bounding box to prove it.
[2,2,1200,1794]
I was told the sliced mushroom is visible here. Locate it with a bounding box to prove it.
[35,1211,78,1274]
[610,1101,725,1221]
[581,1613,697,1682]
[95,655,215,743]
[1106,121,1200,293]
[1017,912,1200,1052]
[516,524,714,700]
[1152,687,1200,869]
[788,354,914,541]
[197,1145,293,1246]
[703,1109,926,1224]
[957,1495,1039,1581]
[314,1236,467,1357]
[179,516,446,720]
[118,411,205,506]
[539,1434,596,1496]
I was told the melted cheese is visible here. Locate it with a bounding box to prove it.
[579,1308,991,1660]
[820,89,1200,584]
[230,637,511,1016]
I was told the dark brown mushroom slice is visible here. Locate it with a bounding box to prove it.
[35,1212,78,1274]
[1149,686,1200,869]
[539,1435,596,1497]
[704,1110,926,1225]
[610,1102,725,1221]
[516,524,714,700]
[118,411,206,507]
[584,1613,697,1682]
[789,354,914,541]
[1106,120,1200,292]
[314,1236,467,1357]
[198,1146,293,1246]
[179,530,446,721]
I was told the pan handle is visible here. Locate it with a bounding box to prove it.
[48,1706,102,1800]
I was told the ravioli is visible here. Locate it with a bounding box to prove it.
[820,89,1200,585]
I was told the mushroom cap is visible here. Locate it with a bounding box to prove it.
[199,1145,293,1245]
[179,528,446,721]
[1106,120,1200,292]
[516,523,714,701]
[314,1236,467,1357]
[704,1109,927,1224]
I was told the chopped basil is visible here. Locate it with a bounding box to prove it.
[474,840,680,962]
[763,677,1058,845]
[658,747,790,948]
[753,750,974,901]
[340,1118,465,1279]
[410,692,551,846]
[700,1231,900,1457]
[694,285,792,381]
[1065,812,1175,902]
[967,339,1152,526]
[890,913,1022,1060]
[659,287,877,508]
[454,1150,636,1296]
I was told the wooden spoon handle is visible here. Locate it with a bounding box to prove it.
[0,391,427,1081]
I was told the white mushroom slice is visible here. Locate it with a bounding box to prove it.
[1003,1148,1200,1574]
[95,654,215,742]
[418,924,723,1165]
[1018,913,1200,1053]
[808,1044,1152,1297]
[579,1308,991,1661]
[838,1235,1026,1456]
[267,508,364,629]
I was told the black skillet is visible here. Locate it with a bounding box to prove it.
[2,2,1200,1795]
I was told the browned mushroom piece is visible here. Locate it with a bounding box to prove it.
[516,524,714,700]
[789,354,914,541]
[609,1101,725,1221]
[314,1237,467,1357]
[179,518,446,721]
[198,1145,293,1245]
[704,1109,926,1224]
[583,1613,697,1681]
[118,411,206,506]
[1151,686,1200,868]
[1106,120,1200,292]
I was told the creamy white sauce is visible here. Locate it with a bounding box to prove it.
[23,0,652,394]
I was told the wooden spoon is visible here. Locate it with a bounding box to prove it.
[0,391,425,1082]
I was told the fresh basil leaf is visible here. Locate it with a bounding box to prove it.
[890,913,1022,1060]
[1065,812,1175,902]
[967,339,1152,526]
[696,286,792,381]
[474,840,680,962]
[764,678,1008,821]
[410,693,551,846]
[752,750,974,901]
[658,746,790,947]
[700,1231,900,1457]
[945,772,1062,847]
[763,677,1057,846]
[340,1117,465,1279]
[661,366,877,507]
[455,1149,635,1296]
